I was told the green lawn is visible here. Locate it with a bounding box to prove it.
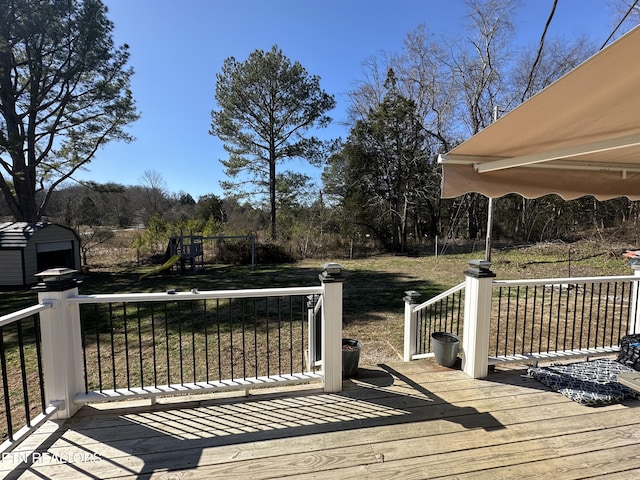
[1,239,633,365]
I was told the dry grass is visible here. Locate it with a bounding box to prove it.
[78,235,636,367]
[80,298,309,391]
[0,233,635,442]
[86,228,142,270]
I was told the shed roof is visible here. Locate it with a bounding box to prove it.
[0,222,69,248]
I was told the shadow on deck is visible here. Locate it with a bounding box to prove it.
[4,359,640,479]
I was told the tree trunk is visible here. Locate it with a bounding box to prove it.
[12,161,39,222]
[468,194,480,240]
[269,148,277,240]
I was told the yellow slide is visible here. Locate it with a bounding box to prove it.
[139,254,182,280]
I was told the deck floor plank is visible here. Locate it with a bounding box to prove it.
[2,360,640,479]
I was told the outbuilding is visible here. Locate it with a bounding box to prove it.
[0,222,81,287]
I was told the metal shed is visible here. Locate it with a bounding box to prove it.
[0,222,81,286]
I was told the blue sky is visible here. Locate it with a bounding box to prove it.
[76,0,626,200]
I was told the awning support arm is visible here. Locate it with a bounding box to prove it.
[474,133,640,173]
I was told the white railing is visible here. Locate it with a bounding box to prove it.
[492,274,638,288]
[0,303,60,455]
[412,282,466,312]
[71,286,325,405]
[34,264,345,422]
[490,274,639,365]
[1,264,345,453]
[68,286,324,304]
[403,283,465,361]
[404,263,640,378]
[0,302,52,327]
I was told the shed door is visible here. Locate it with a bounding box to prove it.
[36,241,74,270]
[36,241,72,253]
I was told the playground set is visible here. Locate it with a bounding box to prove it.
[166,231,204,273]
[140,231,255,279]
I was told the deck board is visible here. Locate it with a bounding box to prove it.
[2,359,640,479]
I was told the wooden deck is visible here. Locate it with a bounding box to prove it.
[3,359,640,479]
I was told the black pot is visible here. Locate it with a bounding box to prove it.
[342,338,362,377]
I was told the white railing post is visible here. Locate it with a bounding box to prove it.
[403,290,421,361]
[630,266,640,334]
[462,260,496,379]
[35,268,84,419]
[319,263,344,393]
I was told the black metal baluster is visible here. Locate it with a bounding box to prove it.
[586,284,595,348]
[443,295,450,333]
[456,291,463,337]
[631,280,640,335]
[504,287,512,357]
[570,284,579,351]
[512,286,520,356]
[428,303,434,352]
[300,296,305,374]
[0,326,14,441]
[266,297,271,377]
[558,284,571,351]
[530,286,538,354]
[164,302,171,385]
[150,304,158,387]
[204,299,209,383]
[136,304,144,388]
[80,307,89,394]
[177,301,184,385]
[34,316,46,409]
[277,296,282,375]
[253,298,258,378]
[546,287,554,353]
[595,283,603,347]
[16,320,31,427]
[417,310,424,353]
[521,286,529,356]
[495,287,503,357]
[537,286,545,354]
[108,303,116,390]
[190,300,196,384]
[241,299,246,380]
[616,282,627,343]
[289,295,294,376]
[554,286,562,352]
[229,298,234,380]
[94,303,103,391]
[123,303,130,390]
[216,299,222,381]
[579,284,587,350]
[609,283,618,347]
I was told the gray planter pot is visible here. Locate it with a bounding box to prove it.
[431,332,460,367]
[342,338,362,377]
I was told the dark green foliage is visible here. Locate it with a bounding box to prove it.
[324,70,440,252]
[0,0,138,222]
[255,243,295,264]
[215,238,253,264]
[210,45,336,239]
[196,194,226,223]
[214,239,293,265]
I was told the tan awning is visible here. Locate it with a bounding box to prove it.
[438,25,640,201]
